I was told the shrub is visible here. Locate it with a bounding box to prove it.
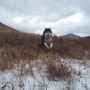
[46,60,71,81]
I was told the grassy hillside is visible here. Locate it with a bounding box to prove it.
[0,22,19,33]
[0,22,90,81]
[0,22,90,61]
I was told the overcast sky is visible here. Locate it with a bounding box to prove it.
[0,0,90,36]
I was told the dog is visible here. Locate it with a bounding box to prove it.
[41,28,53,49]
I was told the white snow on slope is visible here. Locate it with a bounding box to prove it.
[0,59,90,90]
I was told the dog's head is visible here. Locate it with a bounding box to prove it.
[43,28,52,38]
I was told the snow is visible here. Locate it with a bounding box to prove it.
[0,59,90,90]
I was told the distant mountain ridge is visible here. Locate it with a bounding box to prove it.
[63,33,81,38]
[85,36,90,39]
[0,22,89,39]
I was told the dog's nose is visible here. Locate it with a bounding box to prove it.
[47,34,49,36]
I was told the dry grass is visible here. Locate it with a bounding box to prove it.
[0,29,90,71]
[45,58,70,81]
[0,31,90,60]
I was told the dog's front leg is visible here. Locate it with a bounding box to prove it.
[44,42,49,49]
[50,42,53,48]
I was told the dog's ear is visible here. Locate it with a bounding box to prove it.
[45,28,47,32]
[50,28,51,32]
[48,28,52,33]
[43,29,46,36]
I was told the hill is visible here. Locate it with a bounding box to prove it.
[0,22,90,61]
[63,33,80,38]
[0,22,19,33]
[85,36,90,39]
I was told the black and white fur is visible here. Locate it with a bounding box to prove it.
[41,28,53,49]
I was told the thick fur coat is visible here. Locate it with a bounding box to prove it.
[41,28,53,49]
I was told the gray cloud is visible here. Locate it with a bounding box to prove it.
[0,0,90,36]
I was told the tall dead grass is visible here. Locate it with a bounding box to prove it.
[0,31,90,71]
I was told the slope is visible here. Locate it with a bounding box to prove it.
[0,22,19,33]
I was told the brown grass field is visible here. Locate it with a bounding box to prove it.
[0,22,90,79]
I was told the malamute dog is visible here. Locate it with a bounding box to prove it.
[41,28,53,49]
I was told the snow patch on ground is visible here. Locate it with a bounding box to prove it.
[0,59,90,90]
